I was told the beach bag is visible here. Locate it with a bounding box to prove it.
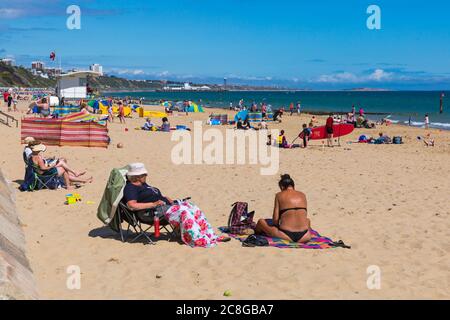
[393,136,402,144]
[227,202,256,235]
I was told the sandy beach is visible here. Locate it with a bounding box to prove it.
[1,99,449,300]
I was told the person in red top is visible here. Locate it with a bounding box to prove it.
[3,91,9,108]
[326,114,334,147]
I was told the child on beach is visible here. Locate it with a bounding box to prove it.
[277,130,300,148]
[160,117,171,132]
[424,114,430,129]
[118,101,125,124]
[300,123,311,148]
[142,118,154,131]
[108,105,114,123]
[12,92,18,112]
[278,130,288,148]
[309,116,318,128]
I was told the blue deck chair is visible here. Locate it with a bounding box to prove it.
[20,158,64,191]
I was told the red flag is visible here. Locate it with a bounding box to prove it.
[50,52,56,61]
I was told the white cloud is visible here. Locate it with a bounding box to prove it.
[312,69,394,84]
[368,69,393,81]
[158,70,170,77]
[314,72,360,83]
[116,69,145,75]
[0,8,24,19]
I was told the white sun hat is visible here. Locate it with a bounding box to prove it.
[126,163,148,176]
[30,144,46,153]
[24,137,35,144]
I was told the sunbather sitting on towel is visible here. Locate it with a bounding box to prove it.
[160,117,171,132]
[30,143,93,189]
[123,163,229,247]
[255,174,312,243]
[142,118,154,131]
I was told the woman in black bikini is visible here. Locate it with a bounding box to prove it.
[255,174,312,243]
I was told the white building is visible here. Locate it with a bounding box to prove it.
[1,58,15,66]
[90,64,103,76]
[56,71,101,99]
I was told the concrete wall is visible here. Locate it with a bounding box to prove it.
[0,169,38,300]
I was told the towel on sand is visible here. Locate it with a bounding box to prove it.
[219,227,349,249]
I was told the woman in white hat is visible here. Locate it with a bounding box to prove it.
[30,144,93,189]
[123,163,230,248]
[23,137,37,163]
[123,163,173,211]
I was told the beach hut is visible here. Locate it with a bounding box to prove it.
[56,71,101,99]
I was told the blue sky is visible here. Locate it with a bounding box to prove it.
[1,0,449,89]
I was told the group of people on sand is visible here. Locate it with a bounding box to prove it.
[107,100,126,124]
[121,162,313,247]
[141,117,171,132]
[3,89,19,112]
[22,137,93,190]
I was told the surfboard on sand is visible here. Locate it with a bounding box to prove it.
[309,123,354,140]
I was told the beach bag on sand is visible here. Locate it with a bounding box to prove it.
[227,202,256,235]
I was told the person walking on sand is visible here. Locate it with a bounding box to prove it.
[118,101,126,124]
[326,114,334,147]
[7,91,13,112]
[424,114,429,130]
[289,102,294,116]
[297,102,301,115]
[108,104,114,123]
[12,91,18,112]
[3,90,9,109]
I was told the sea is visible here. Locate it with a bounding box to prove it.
[108,91,450,130]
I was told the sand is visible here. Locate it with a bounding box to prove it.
[0,99,449,299]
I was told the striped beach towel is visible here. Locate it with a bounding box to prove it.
[219,227,346,249]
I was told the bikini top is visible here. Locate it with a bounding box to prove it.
[279,207,307,216]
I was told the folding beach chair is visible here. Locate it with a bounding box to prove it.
[32,169,62,190]
[116,202,176,245]
[97,166,178,245]
[20,158,63,191]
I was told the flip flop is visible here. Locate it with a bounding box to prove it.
[331,240,351,249]
[217,236,231,243]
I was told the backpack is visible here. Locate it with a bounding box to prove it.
[393,136,402,144]
[227,202,256,235]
